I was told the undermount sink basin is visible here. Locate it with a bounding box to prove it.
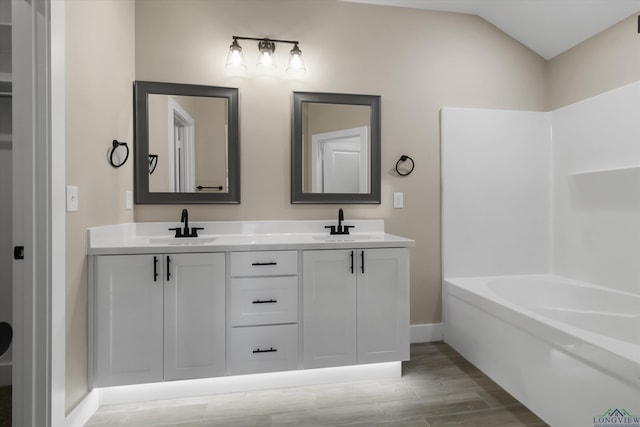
[147,237,217,246]
[312,235,371,242]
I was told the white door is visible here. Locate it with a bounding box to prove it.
[357,248,410,364]
[164,253,226,380]
[94,255,164,387]
[302,250,357,368]
[322,140,361,193]
[311,126,368,193]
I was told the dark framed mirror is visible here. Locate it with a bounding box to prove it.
[134,81,240,204]
[291,92,381,204]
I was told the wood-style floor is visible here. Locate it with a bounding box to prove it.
[86,342,548,426]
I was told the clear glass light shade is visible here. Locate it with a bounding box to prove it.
[257,40,277,68]
[225,40,246,70]
[287,44,306,73]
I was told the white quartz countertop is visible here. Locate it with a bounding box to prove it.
[87,220,414,255]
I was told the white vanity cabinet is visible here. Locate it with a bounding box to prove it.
[91,252,225,387]
[228,251,299,375]
[302,248,410,369]
[88,220,414,391]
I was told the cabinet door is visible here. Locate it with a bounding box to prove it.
[164,253,226,380]
[357,248,410,364]
[94,255,164,386]
[302,250,357,369]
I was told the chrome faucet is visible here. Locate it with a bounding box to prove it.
[169,208,204,238]
[325,208,354,235]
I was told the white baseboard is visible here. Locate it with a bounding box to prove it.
[410,323,443,343]
[65,389,101,427]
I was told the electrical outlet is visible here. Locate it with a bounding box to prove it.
[393,192,404,209]
[66,185,79,212]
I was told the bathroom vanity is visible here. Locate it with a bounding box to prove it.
[87,220,413,389]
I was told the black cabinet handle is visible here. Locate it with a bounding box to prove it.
[252,299,277,304]
[361,250,365,274]
[251,262,277,266]
[350,250,354,274]
[166,255,171,281]
[153,256,159,282]
[252,347,277,354]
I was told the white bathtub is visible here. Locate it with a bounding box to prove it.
[443,274,640,427]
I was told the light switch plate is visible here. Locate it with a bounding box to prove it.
[125,190,133,210]
[66,185,78,212]
[393,192,404,209]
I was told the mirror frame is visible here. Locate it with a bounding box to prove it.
[291,92,381,204]
[134,81,240,204]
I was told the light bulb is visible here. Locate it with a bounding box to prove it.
[225,39,246,70]
[287,44,306,73]
[257,40,276,68]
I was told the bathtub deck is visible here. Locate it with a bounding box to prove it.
[85,342,548,426]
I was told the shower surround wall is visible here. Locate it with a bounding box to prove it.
[552,81,640,295]
[441,81,640,426]
[442,80,640,295]
[440,108,552,278]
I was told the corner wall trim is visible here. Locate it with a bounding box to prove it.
[410,323,444,343]
[64,389,100,427]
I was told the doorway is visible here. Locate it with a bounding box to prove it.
[168,97,196,192]
[0,0,13,424]
[311,126,368,193]
[10,0,66,426]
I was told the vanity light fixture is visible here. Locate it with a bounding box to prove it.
[226,36,306,73]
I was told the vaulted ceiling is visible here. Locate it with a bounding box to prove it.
[343,0,640,59]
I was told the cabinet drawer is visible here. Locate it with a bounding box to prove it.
[229,324,298,374]
[230,277,298,326]
[230,251,298,277]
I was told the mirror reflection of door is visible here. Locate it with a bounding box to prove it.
[302,102,371,194]
[147,93,229,194]
[169,97,195,192]
[311,126,368,193]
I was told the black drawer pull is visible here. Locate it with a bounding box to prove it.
[252,299,277,304]
[251,261,277,266]
[252,347,277,354]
